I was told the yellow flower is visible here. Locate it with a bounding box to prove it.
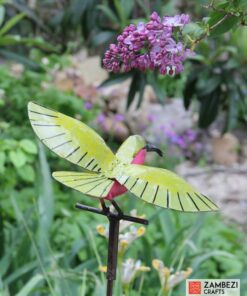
[96,225,107,237]
[119,239,129,255]
[163,267,170,278]
[120,239,129,248]
[99,265,107,273]
[184,267,193,276]
[138,266,151,272]
[152,259,164,271]
[137,226,146,237]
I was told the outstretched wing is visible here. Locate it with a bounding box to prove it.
[115,164,218,212]
[28,101,115,173]
[53,171,114,198]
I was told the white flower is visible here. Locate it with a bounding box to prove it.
[42,57,50,65]
[122,259,150,284]
[152,259,192,291]
[168,268,193,289]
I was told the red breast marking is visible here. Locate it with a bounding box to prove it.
[105,148,146,200]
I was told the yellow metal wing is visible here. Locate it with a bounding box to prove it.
[115,164,218,212]
[52,171,114,198]
[28,101,115,173]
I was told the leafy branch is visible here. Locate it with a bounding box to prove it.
[190,0,247,48]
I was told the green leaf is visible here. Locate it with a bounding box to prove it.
[183,74,197,109]
[9,1,48,31]
[239,0,247,9]
[0,35,56,51]
[16,274,44,296]
[135,0,150,17]
[137,73,146,108]
[91,31,115,46]
[17,164,35,182]
[69,0,89,24]
[188,54,208,63]
[0,49,42,70]
[127,72,140,109]
[0,5,5,27]
[183,22,204,39]
[127,71,147,109]
[148,71,166,104]
[0,203,4,259]
[37,142,54,256]
[197,75,221,96]
[0,151,5,173]
[0,12,25,36]
[97,4,118,24]
[210,15,239,37]
[9,149,26,168]
[192,250,234,271]
[120,0,134,18]
[19,139,37,154]
[224,85,240,131]
[198,91,220,128]
[114,0,126,26]
[100,72,132,87]
[0,35,22,46]
[20,37,57,52]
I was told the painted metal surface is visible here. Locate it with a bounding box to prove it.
[28,101,218,212]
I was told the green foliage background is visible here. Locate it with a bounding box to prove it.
[0,0,247,295]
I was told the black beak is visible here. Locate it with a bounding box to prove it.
[145,142,163,157]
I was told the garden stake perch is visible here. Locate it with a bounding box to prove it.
[75,200,148,296]
[28,101,218,295]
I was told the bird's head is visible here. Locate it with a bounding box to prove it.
[116,135,163,164]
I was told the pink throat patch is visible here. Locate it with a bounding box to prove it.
[105,148,146,200]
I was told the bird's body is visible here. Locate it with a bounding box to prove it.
[105,148,146,200]
[28,101,218,212]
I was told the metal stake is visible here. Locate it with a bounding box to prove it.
[75,200,148,296]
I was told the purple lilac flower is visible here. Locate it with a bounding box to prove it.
[147,114,155,122]
[176,137,186,149]
[114,113,124,122]
[185,129,197,141]
[164,128,176,139]
[97,113,106,124]
[84,101,93,110]
[170,134,180,144]
[103,11,192,76]
[162,14,190,27]
[195,142,203,151]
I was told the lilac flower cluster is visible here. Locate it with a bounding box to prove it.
[158,124,202,159]
[103,12,192,76]
[159,124,194,147]
[84,101,93,110]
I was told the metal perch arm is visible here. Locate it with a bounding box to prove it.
[75,200,148,296]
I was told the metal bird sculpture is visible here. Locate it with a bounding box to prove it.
[28,101,218,213]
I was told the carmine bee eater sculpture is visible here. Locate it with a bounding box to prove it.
[28,101,218,212]
[28,101,218,296]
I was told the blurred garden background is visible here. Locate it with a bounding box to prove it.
[0,0,247,295]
